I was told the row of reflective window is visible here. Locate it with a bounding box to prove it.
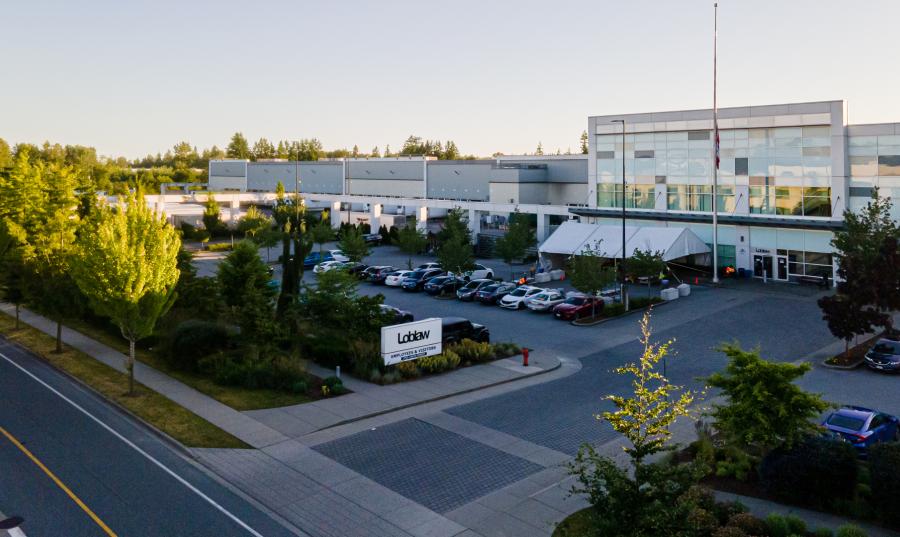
[596,184,831,217]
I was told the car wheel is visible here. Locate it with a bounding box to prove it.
[487,272,493,279]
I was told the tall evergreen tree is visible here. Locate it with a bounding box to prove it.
[226,132,251,159]
[580,130,589,154]
[493,210,535,279]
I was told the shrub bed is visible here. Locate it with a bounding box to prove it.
[365,340,521,385]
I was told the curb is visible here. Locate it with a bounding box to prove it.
[821,358,864,370]
[314,355,563,432]
[0,334,197,459]
[571,299,670,327]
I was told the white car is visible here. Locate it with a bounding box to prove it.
[499,285,543,310]
[462,263,494,281]
[329,250,350,263]
[385,270,414,286]
[525,289,566,312]
[417,262,441,270]
[313,260,346,274]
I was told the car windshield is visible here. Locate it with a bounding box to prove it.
[481,284,500,292]
[565,297,586,305]
[826,414,867,431]
[510,288,527,297]
[533,293,549,300]
[873,340,900,355]
[463,281,481,289]
[408,271,426,280]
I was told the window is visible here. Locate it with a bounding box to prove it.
[716,186,735,213]
[688,130,710,141]
[802,187,832,217]
[735,157,748,176]
[598,184,655,209]
[749,177,775,214]
[634,150,654,158]
[667,185,712,211]
[851,155,877,176]
[775,187,803,216]
[878,155,900,176]
[786,251,833,276]
[597,151,615,159]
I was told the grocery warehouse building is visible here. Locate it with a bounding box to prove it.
[152,99,900,285]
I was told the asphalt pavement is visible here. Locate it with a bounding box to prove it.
[0,338,299,537]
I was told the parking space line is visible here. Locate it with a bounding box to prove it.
[0,425,117,537]
[0,351,265,537]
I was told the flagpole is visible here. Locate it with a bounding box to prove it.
[712,1,720,284]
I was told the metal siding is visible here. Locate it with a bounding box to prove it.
[426,162,491,200]
[348,160,424,181]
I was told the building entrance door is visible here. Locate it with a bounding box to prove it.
[775,255,788,281]
[753,254,773,279]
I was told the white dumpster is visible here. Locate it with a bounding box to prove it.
[661,288,680,301]
[677,283,691,297]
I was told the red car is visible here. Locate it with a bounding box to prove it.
[552,294,604,320]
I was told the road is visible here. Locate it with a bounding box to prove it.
[0,338,299,537]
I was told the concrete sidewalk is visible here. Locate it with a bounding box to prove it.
[245,355,558,438]
[0,303,557,446]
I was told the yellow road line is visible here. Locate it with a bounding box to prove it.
[0,425,117,537]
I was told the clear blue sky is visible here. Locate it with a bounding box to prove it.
[3,0,899,159]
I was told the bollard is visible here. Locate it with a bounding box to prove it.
[335,365,341,379]
[694,276,698,285]
[522,348,529,367]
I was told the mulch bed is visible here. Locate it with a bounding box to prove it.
[824,334,881,368]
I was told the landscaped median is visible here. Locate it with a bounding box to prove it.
[571,295,664,326]
[0,312,249,449]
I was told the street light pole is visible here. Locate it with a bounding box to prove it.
[612,119,628,310]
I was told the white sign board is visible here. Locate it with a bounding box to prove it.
[381,318,442,366]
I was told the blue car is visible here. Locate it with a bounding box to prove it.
[822,406,899,453]
[400,268,444,292]
[303,251,333,269]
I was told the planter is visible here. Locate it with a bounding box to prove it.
[822,334,879,370]
[571,299,668,327]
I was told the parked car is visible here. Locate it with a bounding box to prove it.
[346,262,370,278]
[552,294,605,320]
[424,275,465,296]
[474,282,517,305]
[363,233,382,245]
[328,249,350,263]
[385,270,414,287]
[460,263,494,281]
[499,285,544,310]
[368,266,398,284]
[401,268,445,291]
[457,279,494,301]
[380,304,414,325]
[303,251,333,268]
[864,337,900,373]
[313,260,348,274]
[525,289,567,312]
[441,316,490,345]
[417,262,442,271]
[822,406,900,453]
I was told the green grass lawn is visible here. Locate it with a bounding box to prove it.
[0,313,249,449]
[59,316,312,411]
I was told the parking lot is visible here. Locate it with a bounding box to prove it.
[297,243,669,358]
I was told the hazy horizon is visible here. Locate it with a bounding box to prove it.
[3,0,899,160]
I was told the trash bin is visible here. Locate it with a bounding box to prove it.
[738,268,746,278]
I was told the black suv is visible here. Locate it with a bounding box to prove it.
[441,317,490,345]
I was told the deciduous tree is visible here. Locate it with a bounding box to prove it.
[338,226,370,262]
[72,193,181,394]
[394,225,427,269]
[493,210,535,280]
[309,220,335,258]
[568,241,617,318]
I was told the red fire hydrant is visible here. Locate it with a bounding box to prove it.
[522,348,529,367]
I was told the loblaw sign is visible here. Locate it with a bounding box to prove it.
[381,318,442,366]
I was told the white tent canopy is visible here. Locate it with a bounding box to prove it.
[539,220,711,263]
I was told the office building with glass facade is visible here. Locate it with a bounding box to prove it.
[571,100,900,283]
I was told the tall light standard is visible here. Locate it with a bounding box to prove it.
[612,119,628,310]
